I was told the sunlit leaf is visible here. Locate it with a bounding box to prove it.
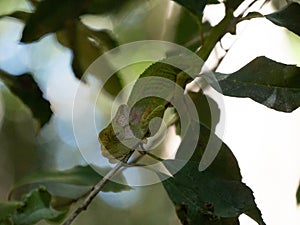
[0,201,23,221]
[12,187,65,225]
[213,56,300,112]
[161,124,265,225]
[9,165,131,199]
[266,2,300,37]
[0,70,52,126]
[0,0,31,17]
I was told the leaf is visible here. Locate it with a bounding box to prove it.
[172,0,208,17]
[0,70,52,126]
[20,0,132,43]
[225,0,244,10]
[0,220,12,225]
[265,2,300,37]
[173,7,202,51]
[0,201,23,220]
[161,124,265,225]
[161,162,264,224]
[213,56,300,112]
[56,21,123,95]
[0,11,31,21]
[296,182,300,205]
[21,0,88,42]
[9,165,131,199]
[187,90,220,131]
[86,0,131,14]
[12,187,65,225]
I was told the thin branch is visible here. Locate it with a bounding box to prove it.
[61,152,133,225]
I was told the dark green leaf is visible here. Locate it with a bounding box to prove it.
[0,70,52,126]
[296,182,300,204]
[161,161,264,224]
[266,2,300,37]
[12,187,65,225]
[207,0,221,4]
[0,11,31,21]
[213,56,300,112]
[0,201,23,220]
[187,90,220,131]
[21,0,88,42]
[20,0,132,43]
[161,124,265,225]
[86,0,131,14]
[9,165,131,199]
[176,124,242,181]
[173,8,201,51]
[56,21,123,95]
[0,219,13,225]
[225,0,244,10]
[172,0,208,17]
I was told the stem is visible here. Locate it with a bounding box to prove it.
[61,152,133,225]
[195,9,237,61]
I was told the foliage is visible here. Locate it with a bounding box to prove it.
[0,0,300,225]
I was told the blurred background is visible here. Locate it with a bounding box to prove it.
[0,0,299,224]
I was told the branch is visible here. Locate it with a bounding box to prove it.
[61,152,133,225]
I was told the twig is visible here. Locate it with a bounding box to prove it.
[61,152,133,225]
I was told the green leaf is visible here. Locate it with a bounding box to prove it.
[21,0,88,42]
[213,56,300,112]
[161,162,264,224]
[0,70,52,126]
[56,21,123,95]
[161,125,265,225]
[187,90,220,131]
[0,11,31,21]
[0,0,31,17]
[172,0,208,17]
[265,2,300,37]
[296,182,300,204]
[12,187,65,225]
[0,201,23,220]
[225,0,244,10]
[173,7,202,51]
[86,0,131,14]
[9,165,131,199]
[20,0,132,43]
[0,219,13,225]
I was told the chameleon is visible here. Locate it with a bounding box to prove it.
[99,57,198,163]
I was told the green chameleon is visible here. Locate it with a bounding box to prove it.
[98,57,197,163]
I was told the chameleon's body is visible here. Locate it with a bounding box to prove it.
[99,59,193,163]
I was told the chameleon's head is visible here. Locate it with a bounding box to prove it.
[98,123,132,164]
[98,105,136,164]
